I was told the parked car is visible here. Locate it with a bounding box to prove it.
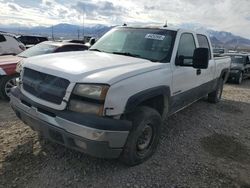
[0,41,89,100]
[221,53,250,84]
[0,32,25,55]
[10,26,231,166]
[213,48,227,57]
[16,35,48,48]
[61,39,85,44]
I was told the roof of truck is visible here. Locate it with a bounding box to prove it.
[115,26,208,36]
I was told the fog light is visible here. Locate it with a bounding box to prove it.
[74,140,87,149]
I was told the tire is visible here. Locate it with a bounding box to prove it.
[0,75,18,100]
[236,72,243,84]
[120,106,162,166]
[208,78,224,103]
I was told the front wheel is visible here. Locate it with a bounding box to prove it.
[0,75,18,100]
[120,106,162,166]
[208,78,224,103]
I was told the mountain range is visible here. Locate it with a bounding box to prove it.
[1,23,250,50]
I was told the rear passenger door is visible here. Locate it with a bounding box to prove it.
[196,34,216,91]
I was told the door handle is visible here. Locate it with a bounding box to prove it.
[196,69,201,75]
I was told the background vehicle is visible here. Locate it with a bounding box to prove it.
[0,41,89,100]
[16,35,48,48]
[0,32,25,55]
[213,48,227,57]
[10,26,230,166]
[221,53,250,84]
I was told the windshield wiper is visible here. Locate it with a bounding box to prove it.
[112,52,141,58]
[113,52,160,62]
[17,55,27,58]
[89,48,103,52]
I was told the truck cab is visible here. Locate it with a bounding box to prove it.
[10,26,231,165]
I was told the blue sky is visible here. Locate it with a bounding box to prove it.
[0,0,250,38]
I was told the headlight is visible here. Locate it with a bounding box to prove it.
[73,84,109,100]
[68,100,103,115]
[16,60,24,73]
[69,84,109,115]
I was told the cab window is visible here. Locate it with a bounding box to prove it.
[177,33,196,65]
[197,34,211,59]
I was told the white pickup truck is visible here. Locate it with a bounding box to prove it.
[10,26,231,166]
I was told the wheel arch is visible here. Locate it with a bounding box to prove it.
[124,86,171,119]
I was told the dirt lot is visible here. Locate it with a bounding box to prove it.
[0,80,250,188]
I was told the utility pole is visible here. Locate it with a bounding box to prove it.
[82,6,85,41]
[77,27,80,40]
[51,25,54,41]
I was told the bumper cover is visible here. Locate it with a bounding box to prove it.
[10,87,131,159]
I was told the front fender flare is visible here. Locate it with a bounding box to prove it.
[124,86,171,116]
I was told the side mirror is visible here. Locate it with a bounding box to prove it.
[89,38,96,46]
[175,55,185,66]
[193,48,209,69]
[247,56,250,64]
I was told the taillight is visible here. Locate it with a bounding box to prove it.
[19,45,26,51]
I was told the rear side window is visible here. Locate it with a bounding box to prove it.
[27,36,39,44]
[0,35,6,42]
[197,34,211,59]
[177,33,196,64]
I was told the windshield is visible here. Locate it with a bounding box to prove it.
[18,43,57,58]
[90,28,176,62]
[230,55,245,64]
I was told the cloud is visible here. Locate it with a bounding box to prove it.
[7,3,19,11]
[0,0,249,38]
[72,1,127,22]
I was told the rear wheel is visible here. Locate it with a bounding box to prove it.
[0,75,18,100]
[120,106,162,166]
[208,78,224,103]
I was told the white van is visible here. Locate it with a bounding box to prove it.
[0,33,25,55]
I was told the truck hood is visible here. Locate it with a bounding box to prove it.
[23,51,163,84]
[0,55,23,66]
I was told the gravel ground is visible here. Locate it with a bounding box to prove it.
[0,80,250,188]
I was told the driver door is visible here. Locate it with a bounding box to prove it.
[171,32,199,112]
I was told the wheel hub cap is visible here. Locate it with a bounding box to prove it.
[5,77,17,97]
[137,125,153,151]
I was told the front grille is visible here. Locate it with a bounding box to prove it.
[22,68,70,104]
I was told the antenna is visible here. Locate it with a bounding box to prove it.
[123,23,127,26]
[163,20,168,27]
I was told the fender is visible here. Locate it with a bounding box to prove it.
[0,64,17,75]
[125,86,171,116]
